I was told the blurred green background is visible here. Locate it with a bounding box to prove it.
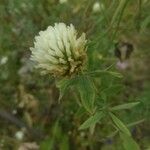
[0,0,150,149]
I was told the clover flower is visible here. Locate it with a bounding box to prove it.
[30,23,87,77]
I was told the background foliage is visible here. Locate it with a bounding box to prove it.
[0,0,150,149]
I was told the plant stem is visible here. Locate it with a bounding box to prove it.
[110,0,130,40]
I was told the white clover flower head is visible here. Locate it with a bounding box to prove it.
[59,0,67,4]
[30,23,87,77]
[92,2,104,13]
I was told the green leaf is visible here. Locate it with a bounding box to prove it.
[87,70,122,78]
[109,112,131,136]
[40,137,54,150]
[108,71,123,78]
[59,135,69,150]
[120,132,140,150]
[111,102,140,111]
[75,107,86,117]
[40,121,59,150]
[79,111,104,130]
[56,78,75,101]
[77,76,95,113]
[141,15,150,31]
